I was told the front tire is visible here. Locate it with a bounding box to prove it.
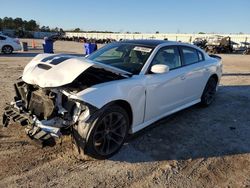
[200,77,217,106]
[73,105,129,160]
[2,45,13,54]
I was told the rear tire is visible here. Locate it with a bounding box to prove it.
[2,45,13,54]
[200,77,217,107]
[72,105,129,160]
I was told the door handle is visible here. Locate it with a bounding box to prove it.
[181,75,186,80]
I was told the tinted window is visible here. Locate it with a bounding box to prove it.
[181,47,199,65]
[87,43,154,74]
[0,36,6,40]
[152,46,181,70]
[94,46,123,61]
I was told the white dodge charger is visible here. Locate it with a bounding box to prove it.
[2,40,222,159]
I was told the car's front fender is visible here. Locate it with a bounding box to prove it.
[70,77,146,129]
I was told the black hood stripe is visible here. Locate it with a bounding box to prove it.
[41,55,72,65]
[49,57,72,65]
[41,55,62,62]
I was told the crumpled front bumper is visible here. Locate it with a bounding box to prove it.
[2,102,31,127]
[2,102,61,145]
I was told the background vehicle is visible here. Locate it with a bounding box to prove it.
[193,37,207,49]
[0,34,21,54]
[239,42,250,55]
[205,36,234,54]
[2,40,222,159]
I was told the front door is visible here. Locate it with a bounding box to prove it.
[144,46,188,122]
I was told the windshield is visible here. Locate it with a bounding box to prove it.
[87,43,154,74]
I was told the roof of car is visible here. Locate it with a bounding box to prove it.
[119,39,176,47]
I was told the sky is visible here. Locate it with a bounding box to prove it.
[1,0,250,34]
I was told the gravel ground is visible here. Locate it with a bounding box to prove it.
[0,40,249,188]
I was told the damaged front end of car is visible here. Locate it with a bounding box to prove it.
[2,79,97,146]
[2,54,131,148]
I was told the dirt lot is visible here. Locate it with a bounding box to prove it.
[0,40,249,188]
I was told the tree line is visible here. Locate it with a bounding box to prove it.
[0,17,64,33]
[0,17,145,34]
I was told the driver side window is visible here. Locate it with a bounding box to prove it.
[152,46,181,70]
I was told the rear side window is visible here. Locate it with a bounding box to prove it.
[0,36,6,40]
[181,47,199,65]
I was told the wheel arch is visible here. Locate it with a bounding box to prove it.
[78,99,134,143]
[73,100,133,159]
[200,73,219,106]
[210,74,219,84]
[108,99,133,131]
[200,73,219,99]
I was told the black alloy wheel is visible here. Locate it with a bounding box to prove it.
[73,105,130,159]
[201,77,217,106]
[2,45,13,54]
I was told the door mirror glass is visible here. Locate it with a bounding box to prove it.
[150,64,169,74]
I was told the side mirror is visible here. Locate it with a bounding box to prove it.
[150,64,169,74]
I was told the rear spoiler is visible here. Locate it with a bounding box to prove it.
[209,54,222,60]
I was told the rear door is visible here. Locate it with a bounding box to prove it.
[178,46,210,100]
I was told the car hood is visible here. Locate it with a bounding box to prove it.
[22,54,131,88]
